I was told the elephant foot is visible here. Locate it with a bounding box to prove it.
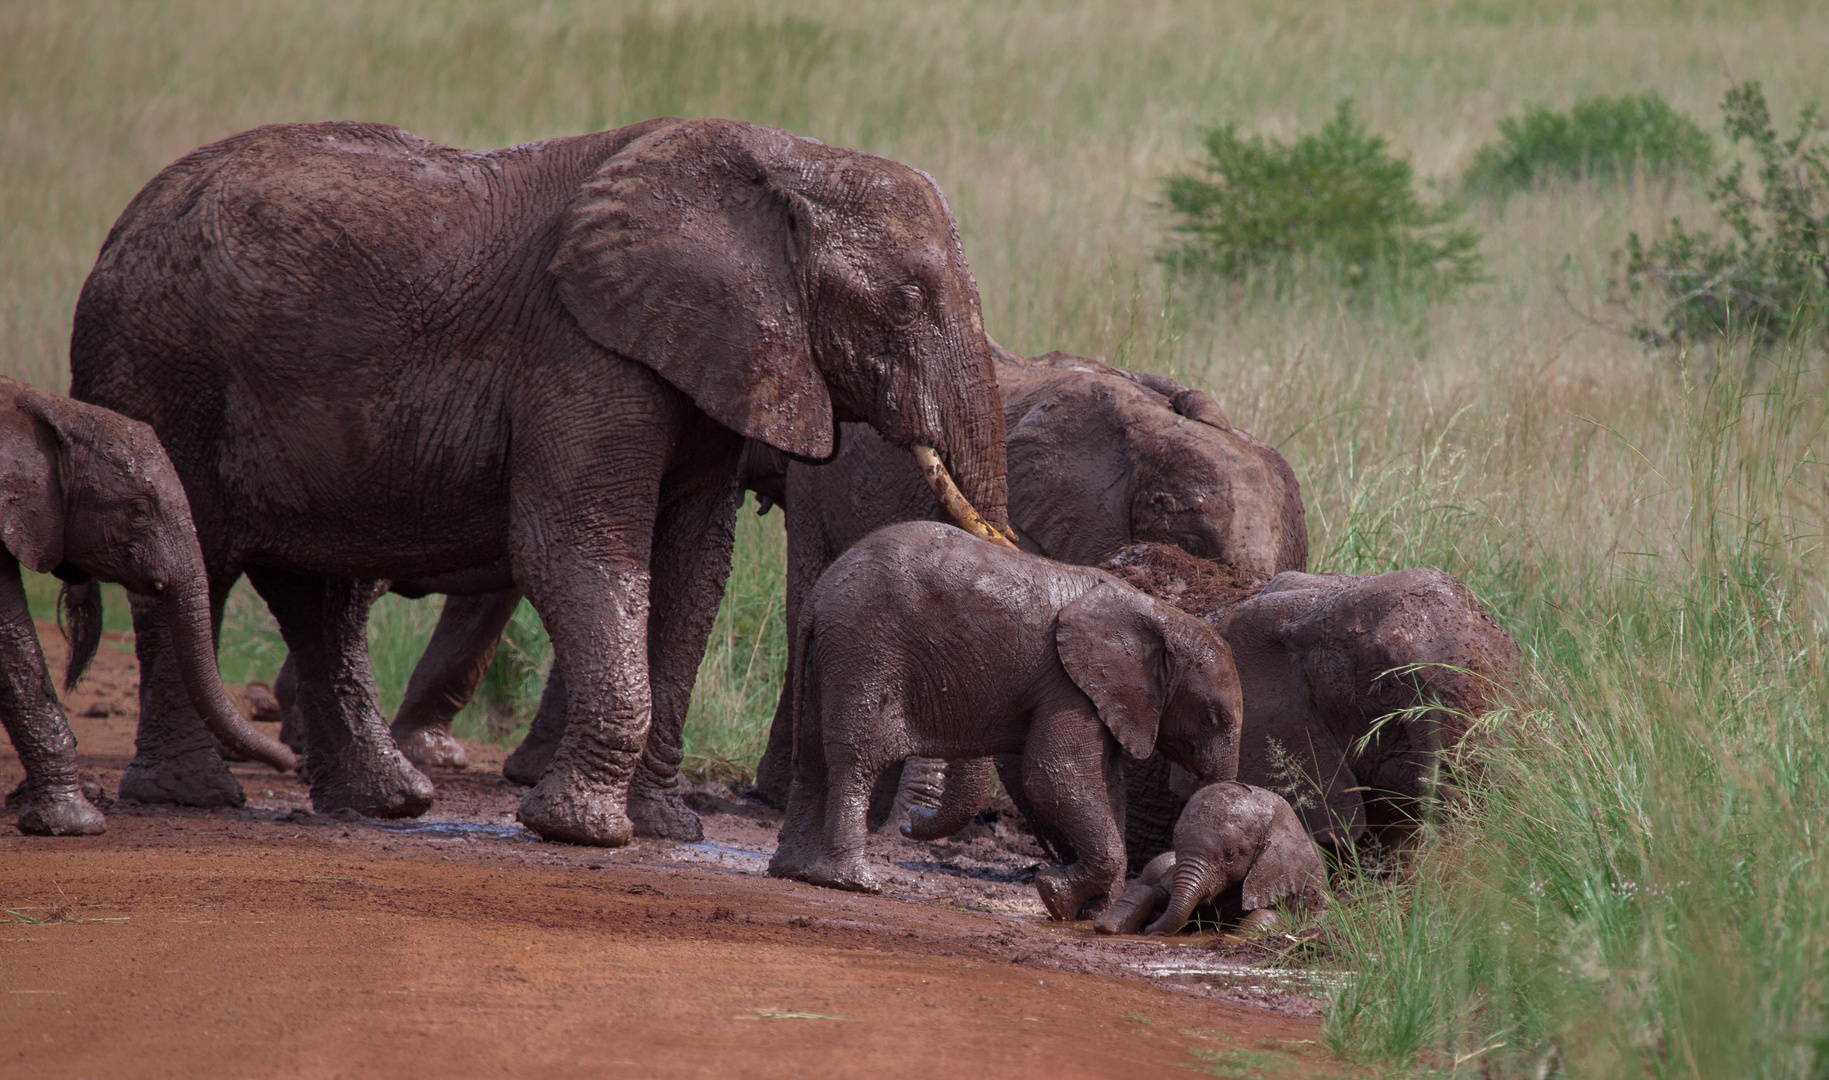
[502,731,561,787]
[1239,907,1281,931]
[307,746,434,819]
[803,854,881,894]
[391,722,470,769]
[1034,866,1106,921]
[118,747,247,809]
[13,785,107,837]
[627,771,703,842]
[517,776,633,847]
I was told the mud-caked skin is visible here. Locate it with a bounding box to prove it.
[768,521,1245,921]
[1094,782,1326,936]
[1102,544,1521,852]
[746,349,1305,814]
[0,378,295,835]
[376,349,1300,828]
[69,118,1012,842]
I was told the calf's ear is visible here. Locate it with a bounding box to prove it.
[1056,582,1167,759]
[0,392,68,573]
[1240,797,1328,912]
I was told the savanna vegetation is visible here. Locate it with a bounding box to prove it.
[4,1,1827,1073]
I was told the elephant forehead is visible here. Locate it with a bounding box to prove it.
[1178,783,1277,842]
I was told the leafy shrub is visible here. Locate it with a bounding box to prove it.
[1465,90,1714,193]
[1160,101,1481,295]
[1618,82,1828,353]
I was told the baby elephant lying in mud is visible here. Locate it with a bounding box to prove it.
[1094,782,1327,936]
[0,377,296,835]
[769,520,1244,921]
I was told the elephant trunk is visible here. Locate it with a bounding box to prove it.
[1145,855,1215,936]
[162,571,297,772]
[902,757,993,840]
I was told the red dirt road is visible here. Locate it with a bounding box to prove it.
[0,627,1342,1079]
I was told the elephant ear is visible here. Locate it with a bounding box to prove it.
[1056,582,1169,760]
[552,118,834,460]
[0,390,67,574]
[1241,796,1327,912]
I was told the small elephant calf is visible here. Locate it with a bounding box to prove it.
[1,377,295,834]
[1094,781,1326,936]
[770,520,1244,921]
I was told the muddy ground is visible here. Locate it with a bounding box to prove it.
[1,625,1348,1079]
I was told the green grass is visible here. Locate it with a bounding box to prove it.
[6,2,1829,1073]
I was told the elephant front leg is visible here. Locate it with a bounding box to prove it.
[0,560,104,835]
[246,569,434,817]
[513,539,657,847]
[628,463,743,841]
[1023,716,1127,920]
[390,589,526,769]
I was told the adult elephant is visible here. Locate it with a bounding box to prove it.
[68,117,1012,847]
[377,349,1306,821]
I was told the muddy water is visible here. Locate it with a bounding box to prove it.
[0,624,1342,1079]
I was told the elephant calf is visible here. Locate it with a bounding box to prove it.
[0,378,294,834]
[769,521,1244,921]
[1093,782,1326,936]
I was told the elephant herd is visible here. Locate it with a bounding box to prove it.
[1,117,1518,934]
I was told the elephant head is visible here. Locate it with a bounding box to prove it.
[1054,581,1243,784]
[0,379,295,772]
[1095,781,1326,936]
[551,119,1009,540]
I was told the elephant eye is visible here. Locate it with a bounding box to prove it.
[889,282,925,327]
[129,498,154,523]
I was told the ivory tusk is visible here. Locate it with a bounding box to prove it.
[911,445,1019,550]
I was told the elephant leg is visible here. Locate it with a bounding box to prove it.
[118,579,245,809]
[1023,718,1126,920]
[751,492,835,810]
[0,561,104,835]
[246,568,433,817]
[390,589,525,769]
[627,466,742,840]
[750,681,796,809]
[995,753,1077,863]
[768,678,828,881]
[804,736,886,893]
[501,668,567,786]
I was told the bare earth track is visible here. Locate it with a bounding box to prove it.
[1,626,1341,1079]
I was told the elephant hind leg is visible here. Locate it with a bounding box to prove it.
[246,568,433,818]
[391,589,526,769]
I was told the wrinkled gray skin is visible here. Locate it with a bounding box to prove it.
[1093,782,1326,936]
[1101,545,1521,856]
[376,350,1304,820]
[0,378,295,835]
[768,521,1244,922]
[69,118,1011,846]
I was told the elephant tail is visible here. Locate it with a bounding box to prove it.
[901,757,992,841]
[58,578,103,691]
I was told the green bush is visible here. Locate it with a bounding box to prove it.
[1619,82,1828,354]
[1160,101,1480,296]
[1465,90,1714,193]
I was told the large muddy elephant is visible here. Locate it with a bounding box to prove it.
[1,378,293,834]
[68,118,1011,847]
[768,521,1243,921]
[372,349,1305,827]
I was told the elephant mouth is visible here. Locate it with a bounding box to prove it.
[911,445,1018,549]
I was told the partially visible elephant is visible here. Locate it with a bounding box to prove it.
[70,117,1012,847]
[0,378,294,835]
[1102,543,1520,855]
[1093,781,1326,936]
[373,350,1304,814]
[768,521,1244,922]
